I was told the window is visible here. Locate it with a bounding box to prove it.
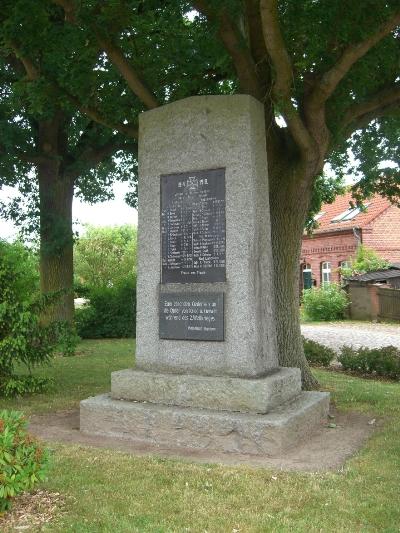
[340,261,351,270]
[313,212,325,221]
[321,262,331,284]
[302,263,313,289]
[331,204,370,223]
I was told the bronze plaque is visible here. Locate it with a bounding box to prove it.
[159,292,224,341]
[161,168,226,283]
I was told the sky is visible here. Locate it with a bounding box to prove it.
[0,181,138,241]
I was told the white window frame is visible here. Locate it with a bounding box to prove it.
[321,262,331,284]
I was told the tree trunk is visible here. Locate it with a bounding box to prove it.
[38,161,74,323]
[268,160,319,390]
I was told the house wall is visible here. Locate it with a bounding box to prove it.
[301,231,357,286]
[362,205,400,263]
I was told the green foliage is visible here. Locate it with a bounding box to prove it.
[55,322,80,357]
[340,245,391,278]
[0,410,49,512]
[302,284,349,321]
[0,376,52,399]
[0,240,39,300]
[74,225,137,339]
[0,241,58,394]
[74,225,137,289]
[306,173,346,232]
[302,336,336,367]
[75,280,136,339]
[338,345,400,380]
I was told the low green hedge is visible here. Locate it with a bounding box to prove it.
[302,336,336,367]
[75,280,136,339]
[338,345,400,380]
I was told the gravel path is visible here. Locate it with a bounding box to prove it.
[301,322,400,352]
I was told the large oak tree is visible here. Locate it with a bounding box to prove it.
[0,2,137,321]
[1,1,399,387]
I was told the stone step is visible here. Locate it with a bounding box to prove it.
[80,390,329,457]
[111,367,301,414]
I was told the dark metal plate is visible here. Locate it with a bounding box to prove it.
[159,292,224,341]
[161,168,226,283]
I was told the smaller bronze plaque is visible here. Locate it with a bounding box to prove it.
[159,292,224,341]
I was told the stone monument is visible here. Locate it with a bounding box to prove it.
[80,95,329,457]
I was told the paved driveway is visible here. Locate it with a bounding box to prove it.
[301,322,400,352]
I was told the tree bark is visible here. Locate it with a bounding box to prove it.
[38,161,74,323]
[268,158,319,389]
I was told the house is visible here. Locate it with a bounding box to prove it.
[300,192,400,289]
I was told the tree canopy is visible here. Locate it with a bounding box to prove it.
[1,0,399,386]
[74,224,137,289]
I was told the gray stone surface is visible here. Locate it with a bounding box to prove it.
[80,391,330,457]
[80,95,331,458]
[111,367,301,414]
[136,95,277,377]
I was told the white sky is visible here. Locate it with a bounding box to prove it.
[0,181,138,241]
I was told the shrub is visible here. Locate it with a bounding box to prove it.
[0,376,52,399]
[339,244,390,278]
[338,345,400,379]
[302,284,349,321]
[302,336,335,367]
[75,279,136,338]
[0,410,49,512]
[74,225,137,288]
[0,240,39,301]
[0,242,60,396]
[74,225,137,339]
[55,322,80,357]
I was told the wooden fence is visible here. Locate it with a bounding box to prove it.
[378,287,400,321]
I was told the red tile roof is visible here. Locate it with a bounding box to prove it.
[312,192,391,234]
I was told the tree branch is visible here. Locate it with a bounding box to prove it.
[52,0,76,22]
[0,140,50,166]
[94,32,159,109]
[65,92,138,138]
[194,0,263,99]
[341,84,400,133]
[8,43,40,80]
[259,0,313,154]
[65,138,137,179]
[51,0,159,109]
[309,10,400,107]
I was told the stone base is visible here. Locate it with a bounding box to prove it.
[80,391,330,457]
[111,367,301,414]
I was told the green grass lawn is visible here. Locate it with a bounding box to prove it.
[2,339,400,532]
[0,339,134,415]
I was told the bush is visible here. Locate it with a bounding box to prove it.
[302,336,335,367]
[0,376,52,399]
[338,345,400,379]
[302,284,349,321]
[339,244,390,278]
[75,279,136,338]
[0,410,49,512]
[0,240,39,301]
[0,241,59,396]
[74,225,137,339]
[74,225,137,288]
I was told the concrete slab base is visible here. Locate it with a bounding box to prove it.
[80,391,329,457]
[111,367,301,414]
